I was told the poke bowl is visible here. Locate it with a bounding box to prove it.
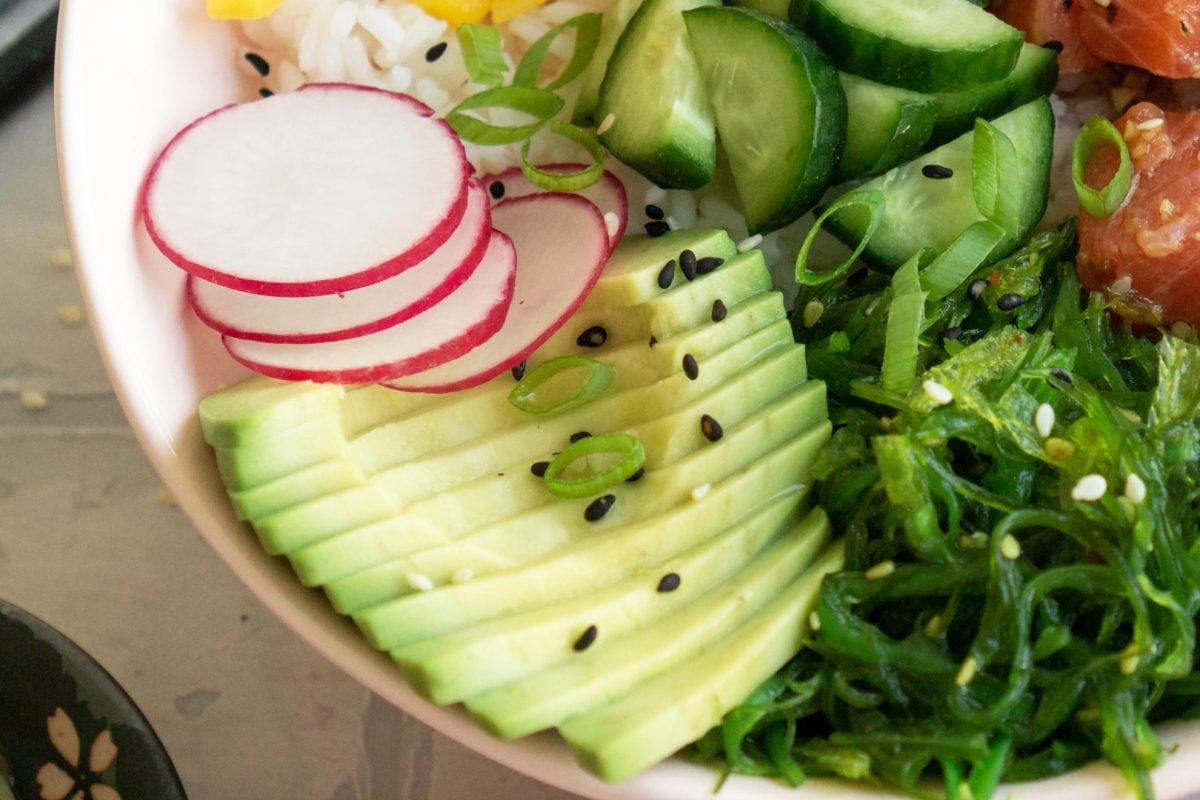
[54,0,1200,798]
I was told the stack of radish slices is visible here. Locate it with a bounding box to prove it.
[141,83,627,392]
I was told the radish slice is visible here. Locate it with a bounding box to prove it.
[187,180,492,343]
[385,194,609,393]
[223,231,516,384]
[142,83,471,296]
[482,164,628,250]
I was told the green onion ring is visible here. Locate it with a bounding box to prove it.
[508,355,614,415]
[1072,115,1134,219]
[512,13,602,92]
[520,121,606,191]
[795,191,886,286]
[919,219,1007,303]
[543,433,646,498]
[972,119,1020,234]
[456,23,509,87]
[446,85,564,145]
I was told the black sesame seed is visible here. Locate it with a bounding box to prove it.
[969,279,989,300]
[1107,3,1117,22]
[682,354,699,380]
[696,256,724,275]
[531,461,550,477]
[657,573,682,593]
[645,220,670,237]
[577,325,608,348]
[1062,0,1072,11]
[645,204,665,220]
[570,431,592,443]
[649,335,658,348]
[258,88,275,98]
[711,299,728,322]
[1051,367,1074,385]
[700,414,724,442]
[511,359,527,381]
[1043,39,1065,52]
[573,624,599,652]
[942,326,964,341]
[625,467,645,483]
[244,51,270,76]
[489,180,506,200]
[679,249,698,281]
[585,494,616,522]
[997,292,1027,311]
[922,164,954,180]
[657,260,676,289]
[425,42,448,62]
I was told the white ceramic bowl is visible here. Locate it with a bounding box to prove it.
[53,2,1200,797]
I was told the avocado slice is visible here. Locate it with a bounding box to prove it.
[214,414,347,490]
[391,489,802,704]
[199,376,345,449]
[324,377,826,614]
[467,508,832,738]
[580,228,736,309]
[353,422,831,651]
[289,292,788,588]
[559,538,845,781]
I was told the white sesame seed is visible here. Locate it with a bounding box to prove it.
[924,614,943,638]
[958,782,974,800]
[690,483,712,501]
[1092,0,1110,7]
[864,297,881,317]
[736,234,763,253]
[1034,403,1055,439]
[865,560,895,580]
[604,212,620,238]
[451,567,475,584]
[406,571,434,592]
[1137,118,1165,131]
[596,113,616,136]
[955,656,978,687]
[1120,654,1140,675]
[1109,275,1133,296]
[1171,320,1194,339]
[802,300,825,328]
[56,304,84,326]
[1000,534,1022,560]
[47,247,73,269]
[19,390,48,411]
[1124,473,1147,505]
[1071,474,1108,502]
[665,216,680,231]
[923,380,954,406]
[644,185,667,205]
[808,611,821,632]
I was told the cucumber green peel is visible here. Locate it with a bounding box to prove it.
[697,221,1200,799]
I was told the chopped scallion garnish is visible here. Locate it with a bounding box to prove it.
[520,121,606,191]
[543,433,646,498]
[446,85,564,145]
[971,119,1020,234]
[512,13,602,92]
[881,252,929,394]
[795,191,886,286]
[508,355,614,415]
[1072,115,1133,219]
[457,23,509,87]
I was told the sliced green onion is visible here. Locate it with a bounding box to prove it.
[1072,114,1134,219]
[512,13,602,92]
[520,121,606,191]
[919,220,1008,302]
[972,119,1020,234]
[795,191,886,286]
[446,85,564,145]
[543,433,646,498]
[881,252,929,394]
[457,23,509,87]
[508,356,614,415]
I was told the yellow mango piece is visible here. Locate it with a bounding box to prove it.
[410,0,490,26]
[207,0,286,20]
[490,0,549,23]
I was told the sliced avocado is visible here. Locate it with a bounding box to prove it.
[559,538,845,782]
[467,508,831,738]
[391,490,801,704]
[199,376,344,449]
[288,292,787,588]
[583,229,736,309]
[353,421,831,651]
[228,458,368,524]
[324,376,825,614]
[214,414,346,491]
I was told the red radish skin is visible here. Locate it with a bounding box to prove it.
[482,164,628,250]
[186,180,492,343]
[141,83,471,297]
[222,231,516,383]
[385,193,610,393]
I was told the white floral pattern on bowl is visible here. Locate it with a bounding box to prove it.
[36,709,121,800]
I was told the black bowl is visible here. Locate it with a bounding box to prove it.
[0,599,186,800]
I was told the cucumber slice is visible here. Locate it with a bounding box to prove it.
[729,0,789,20]
[837,72,937,181]
[597,0,718,190]
[795,0,1024,92]
[927,42,1059,147]
[684,7,846,234]
[571,0,643,125]
[823,97,1053,270]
